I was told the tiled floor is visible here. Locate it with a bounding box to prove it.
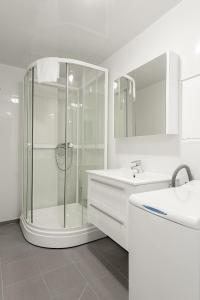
[0,223,128,300]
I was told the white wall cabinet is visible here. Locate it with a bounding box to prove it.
[182,76,200,139]
[114,52,180,138]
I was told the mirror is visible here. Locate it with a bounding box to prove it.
[114,75,136,138]
[114,52,179,138]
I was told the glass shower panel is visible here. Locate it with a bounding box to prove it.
[64,64,79,228]
[56,64,67,213]
[79,68,105,226]
[65,64,105,228]
[31,64,66,228]
[23,69,33,222]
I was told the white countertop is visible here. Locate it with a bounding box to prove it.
[87,168,171,186]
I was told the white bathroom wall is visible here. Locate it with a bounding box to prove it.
[0,63,25,222]
[102,0,200,178]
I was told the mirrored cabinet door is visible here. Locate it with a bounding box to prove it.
[114,52,179,138]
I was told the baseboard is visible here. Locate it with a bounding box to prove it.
[0,218,19,226]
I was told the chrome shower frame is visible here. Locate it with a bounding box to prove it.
[20,57,108,248]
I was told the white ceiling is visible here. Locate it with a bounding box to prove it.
[0,0,182,69]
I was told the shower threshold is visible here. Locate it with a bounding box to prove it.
[20,203,105,248]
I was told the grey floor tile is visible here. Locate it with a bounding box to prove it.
[35,249,73,274]
[0,243,33,265]
[91,238,128,261]
[28,244,57,255]
[44,264,87,300]
[0,223,21,236]
[0,259,3,291]
[73,245,115,283]
[0,235,27,256]
[29,244,73,259]
[4,276,51,300]
[90,272,128,300]
[90,238,117,250]
[69,244,101,262]
[117,256,129,278]
[0,225,129,300]
[2,257,40,287]
[91,238,128,277]
[0,259,3,299]
[80,285,99,300]
[0,224,26,246]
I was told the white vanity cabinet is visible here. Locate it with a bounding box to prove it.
[87,169,171,250]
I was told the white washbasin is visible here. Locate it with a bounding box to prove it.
[87,168,171,186]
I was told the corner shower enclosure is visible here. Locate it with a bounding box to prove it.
[20,58,108,248]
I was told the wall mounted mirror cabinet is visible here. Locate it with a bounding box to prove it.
[114,52,179,138]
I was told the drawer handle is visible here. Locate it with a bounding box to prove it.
[90,203,124,225]
[90,178,124,190]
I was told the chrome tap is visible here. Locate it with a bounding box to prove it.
[131,160,143,177]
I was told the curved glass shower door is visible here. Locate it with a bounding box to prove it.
[65,64,105,228]
[23,60,106,230]
[29,63,65,228]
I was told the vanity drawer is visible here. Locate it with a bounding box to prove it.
[88,202,127,249]
[88,177,127,216]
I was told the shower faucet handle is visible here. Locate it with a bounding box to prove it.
[67,142,74,149]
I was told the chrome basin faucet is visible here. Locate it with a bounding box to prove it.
[131,160,143,177]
